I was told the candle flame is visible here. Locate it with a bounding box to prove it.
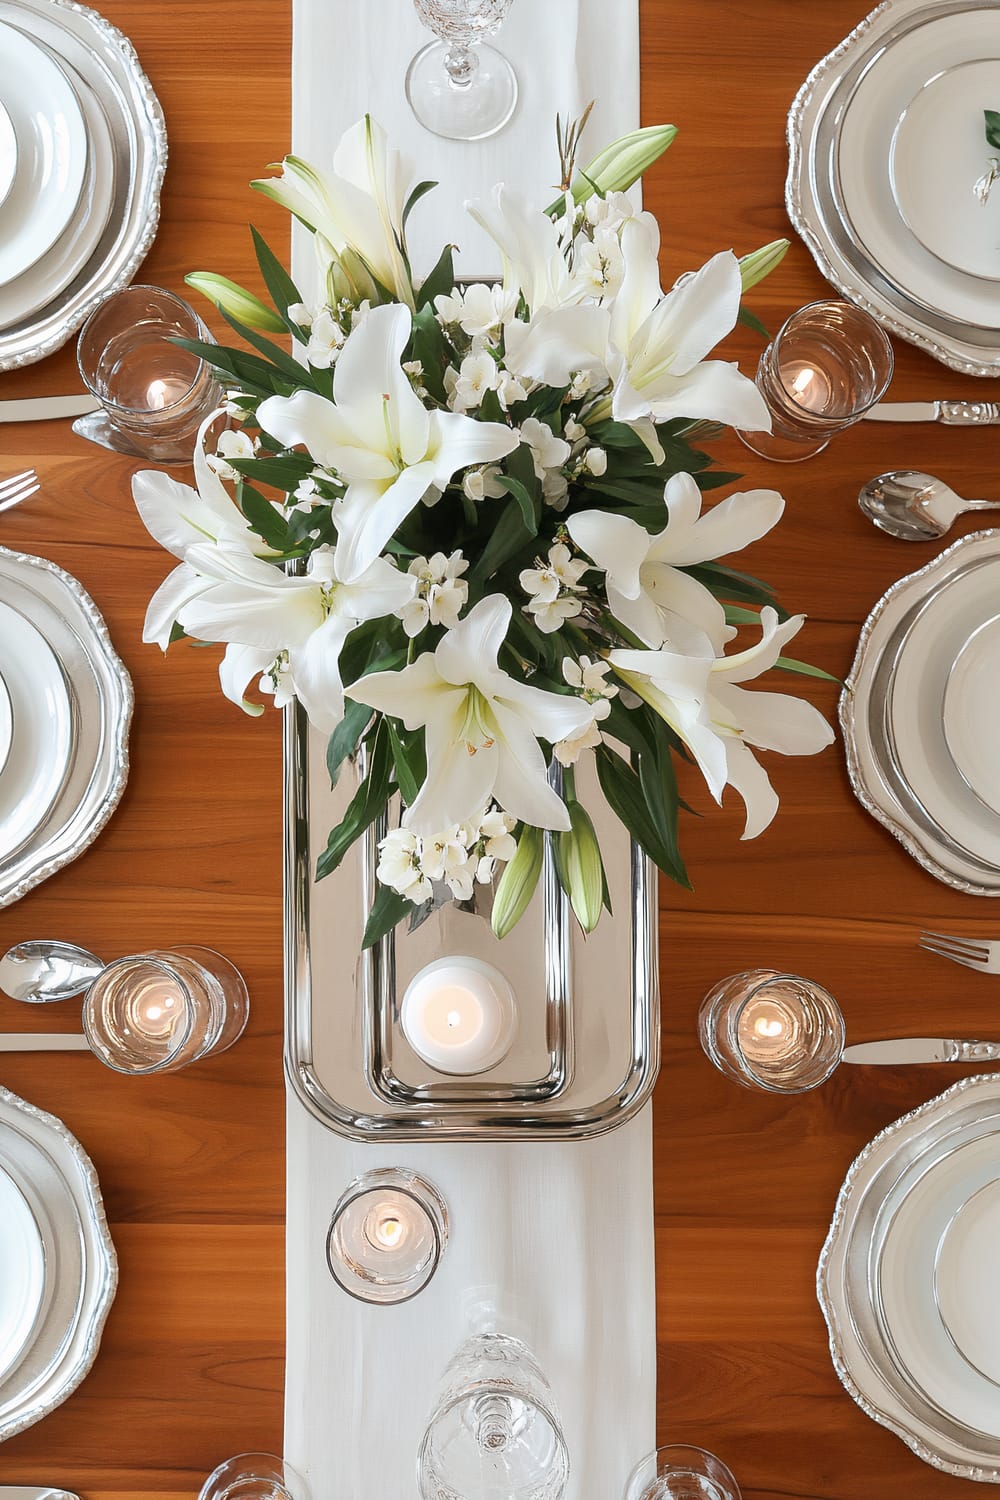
[147,378,170,410]
[754,1015,785,1038]
[791,366,816,396]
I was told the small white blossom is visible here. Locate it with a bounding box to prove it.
[305,307,346,369]
[563,655,618,704]
[287,302,312,327]
[553,714,604,766]
[520,544,588,629]
[496,369,528,410]
[451,351,500,412]
[543,469,570,510]
[526,595,584,633]
[584,447,608,476]
[377,828,432,903]
[568,369,594,400]
[564,417,586,442]
[206,428,257,482]
[478,808,517,861]
[519,416,571,479]
[463,464,506,502]
[397,551,470,637]
[433,289,465,325]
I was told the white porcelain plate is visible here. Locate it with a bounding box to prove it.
[935,1177,1000,1389]
[0,671,11,776]
[0,599,73,862]
[0,99,15,210]
[888,557,1000,869]
[0,19,87,288]
[942,613,1000,817]
[0,1164,45,1385]
[890,58,1000,282]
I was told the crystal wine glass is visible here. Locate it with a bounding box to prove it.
[406,0,518,142]
[417,1333,569,1500]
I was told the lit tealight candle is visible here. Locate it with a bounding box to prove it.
[400,957,517,1075]
[736,995,798,1066]
[127,976,185,1041]
[327,1170,449,1305]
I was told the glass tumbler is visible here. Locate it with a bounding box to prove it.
[418,1333,569,1500]
[406,0,518,141]
[326,1168,449,1305]
[77,284,223,462]
[698,968,845,1094]
[737,299,893,461]
[623,1445,741,1500]
[198,1453,308,1500]
[82,944,249,1075]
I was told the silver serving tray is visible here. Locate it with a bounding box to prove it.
[0,548,133,906]
[0,0,167,371]
[819,1074,1000,1481]
[283,703,660,1140]
[840,531,1000,895]
[787,0,1000,377]
[0,1087,117,1443]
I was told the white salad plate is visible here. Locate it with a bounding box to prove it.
[0,1088,116,1443]
[0,600,73,864]
[787,0,1000,375]
[841,531,1000,895]
[0,20,87,288]
[935,1178,1000,1389]
[0,1166,45,1388]
[819,1074,1000,1480]
[0,672,11,776]
[0,100,16,210]
[0,549,132,908]
[942,613,1000,816]
[0,42,116,332]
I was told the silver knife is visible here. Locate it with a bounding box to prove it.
[843,1038,1000,1064]
[0,1033,90,1051]
[0,1490,82,1500]
[863,400,1000,424]
[0,394,99,423]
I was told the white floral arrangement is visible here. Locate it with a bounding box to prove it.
[134,113,834,945]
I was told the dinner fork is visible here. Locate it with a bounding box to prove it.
[919,930,1000,974]
[0,468,38,512]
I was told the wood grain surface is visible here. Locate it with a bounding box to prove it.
[0,2,998,1497]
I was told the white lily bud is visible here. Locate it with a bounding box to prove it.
[184,273,287,334]
[492,824,545,939]
[738,239,790,293]
[558,124,678,210]
[557,802,604,934]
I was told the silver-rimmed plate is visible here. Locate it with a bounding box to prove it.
[787,0,1000,376]
[841,530,1000,895]
[819,1074,1000,1480]
[0,0,166,371]
[0,1087,117,1443]
[0,549,132,907]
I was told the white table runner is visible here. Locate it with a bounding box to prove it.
[284,4,656,1495]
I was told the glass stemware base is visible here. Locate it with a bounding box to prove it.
[406,40,517,140]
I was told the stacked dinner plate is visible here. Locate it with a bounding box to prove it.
[0,1087,116,1441]
[787,0,1000,376]
[0,547,132,906]
[841,531,1000,896]
[820,1074,1000,1481]
[0,0,166,372]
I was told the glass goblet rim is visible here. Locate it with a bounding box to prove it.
[82,949,199,1075]
[326,1168,449,1306]
[76,282,214,418]
[727,970,846,1092]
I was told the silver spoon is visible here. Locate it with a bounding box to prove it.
[0,941,104,1004]
[859,470,1000,541]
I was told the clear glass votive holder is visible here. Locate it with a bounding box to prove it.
[82,944,249,1075]
[198,1453,309,1500]
[697,968,845,1094]
[326,1167,449,1305]
[418,1333,569,1500]
[623,1444,741,1500]
[737,299,894,462]
[77,284,223,462]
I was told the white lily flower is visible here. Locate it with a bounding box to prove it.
[610,607,834,839]
[466,185,577,311]
[345,595,592,833]
[253,116,415,306]
[256,304,518,583]
[175,542,415,732]
[569,471,784,653]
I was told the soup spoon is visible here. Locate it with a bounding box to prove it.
[858,470,1000,541]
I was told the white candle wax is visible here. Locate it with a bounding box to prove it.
[400,957,517,1075]
[127,976,185,1041]
[737,994,800,1066]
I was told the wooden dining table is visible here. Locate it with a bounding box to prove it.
[1,1,999,1496]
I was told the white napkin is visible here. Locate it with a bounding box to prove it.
[284,3,655,1494]
[290,0,640,278]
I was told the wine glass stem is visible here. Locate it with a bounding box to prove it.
[475,1394,514,1452]
[444,42,479,87]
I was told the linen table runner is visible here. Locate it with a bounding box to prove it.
[284,3,655,1494]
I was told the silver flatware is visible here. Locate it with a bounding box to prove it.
[858,470,1000,541]
[0,395,99,424]
[0,1490,81,1500]
[843,1038,1000,1065]
[919,930,1000,974]
[0,1034,90,1051]
[0,941,104,1003]
[863,400,1000,424]
[0,470,39,514]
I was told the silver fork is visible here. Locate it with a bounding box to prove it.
[919,930,1000,974]
[0,468,38,512]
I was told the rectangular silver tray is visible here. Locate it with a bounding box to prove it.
[283,703,660,1140]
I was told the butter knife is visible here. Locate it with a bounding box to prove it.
[863,400,1000,424]
[0,1033,90,1051]
[0,394,99,423]
[0,1490,81,1500]
[843,1038,1000,1064]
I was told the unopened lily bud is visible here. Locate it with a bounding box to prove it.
[184,273,287,333]
[546,124,677,215]
[492,824,544,939]
[558,802,604,934]
[738,239,789,293]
